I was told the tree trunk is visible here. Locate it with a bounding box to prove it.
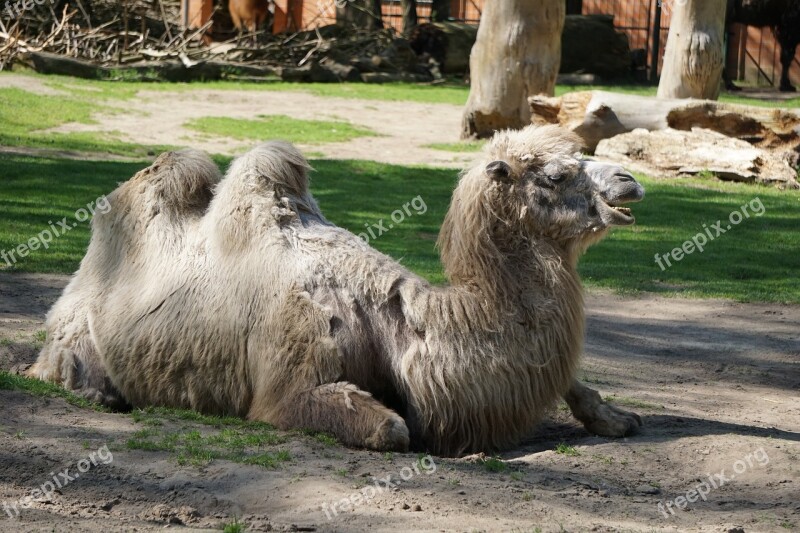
[657,0,727,99]
[337,0,383,30]
[430,0,450,22]
[461,0,565,139]
[401,0,418,35]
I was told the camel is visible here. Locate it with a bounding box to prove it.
[229,0,271,44]
[28,125,644,457]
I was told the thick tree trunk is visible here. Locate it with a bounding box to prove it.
[430,0,450,22]
[401,0,418,35]
[337,0,383,30]
[657,0,727,99]
[461,0,565,139]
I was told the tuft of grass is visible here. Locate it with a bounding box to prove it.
[298,428,339,446]
[425,141,485,153]
[222,517,245,533]
[481,456,508,473]
[0,370,107,411]
[184,115,376,144]
[555,443,580,457]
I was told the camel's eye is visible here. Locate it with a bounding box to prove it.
[549,173,567,183]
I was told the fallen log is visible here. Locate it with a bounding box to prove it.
[529,90,800,155]
[595,127,800,189]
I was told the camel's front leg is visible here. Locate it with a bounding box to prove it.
[564,379,642,437]
[260,382,410,452]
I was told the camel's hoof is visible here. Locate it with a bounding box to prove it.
[779,84,797,93]
[365,415,410,452]
[583,402,642,438]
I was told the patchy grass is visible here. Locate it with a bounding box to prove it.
[0,87,169,157]
[126,407,290,468]
[555,443,580,457]
[425,141,485,153]
[185,114,376,144]
[0,370,107,411]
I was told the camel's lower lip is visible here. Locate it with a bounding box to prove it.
[601,201,635,224]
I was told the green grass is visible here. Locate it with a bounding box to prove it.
[126,407,290,468]
[2,153,799,302]
[426,141,485,153]
[185,115,376,144]
[28,71,799,108]
[555,443,580,456]
[0,370,107,411]
[480,456,508,473]
[0,87,169,157]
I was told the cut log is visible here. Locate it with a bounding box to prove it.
[595,128,799,189]
[529,90,800,154]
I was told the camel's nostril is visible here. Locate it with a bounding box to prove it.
[615,173,636,182]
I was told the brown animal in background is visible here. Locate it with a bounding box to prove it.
[28,125,645,457]
[229,0,270,35]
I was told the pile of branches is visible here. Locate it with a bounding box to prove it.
[0,1,438,82]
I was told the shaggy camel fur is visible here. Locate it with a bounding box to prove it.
[29,125,644,456]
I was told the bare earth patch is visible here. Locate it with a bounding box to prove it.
[47,87,477,167]
[1,273,797,532]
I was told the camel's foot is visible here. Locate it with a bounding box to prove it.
[564,380,642,438]
[365,412,411,452]
[779,83,797,93]
[269,381,410,452]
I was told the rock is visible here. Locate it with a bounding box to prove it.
[412,504,422,511]
[401,503,411,510]
[596,128,800,189]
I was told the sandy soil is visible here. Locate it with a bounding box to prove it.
[1,73,798,531]
[1,273,798,532]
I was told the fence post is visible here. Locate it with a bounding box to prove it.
[650,0,662,84]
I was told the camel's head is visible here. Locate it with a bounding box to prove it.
[481,124,644,248]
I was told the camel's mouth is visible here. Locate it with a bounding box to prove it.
[597,199,638,226]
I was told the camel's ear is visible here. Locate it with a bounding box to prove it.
[486,160,512,182]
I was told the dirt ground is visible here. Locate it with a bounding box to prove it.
[1,273,798,532]
[1,74,799,532]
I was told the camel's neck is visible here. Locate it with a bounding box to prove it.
[438,227,584,328]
